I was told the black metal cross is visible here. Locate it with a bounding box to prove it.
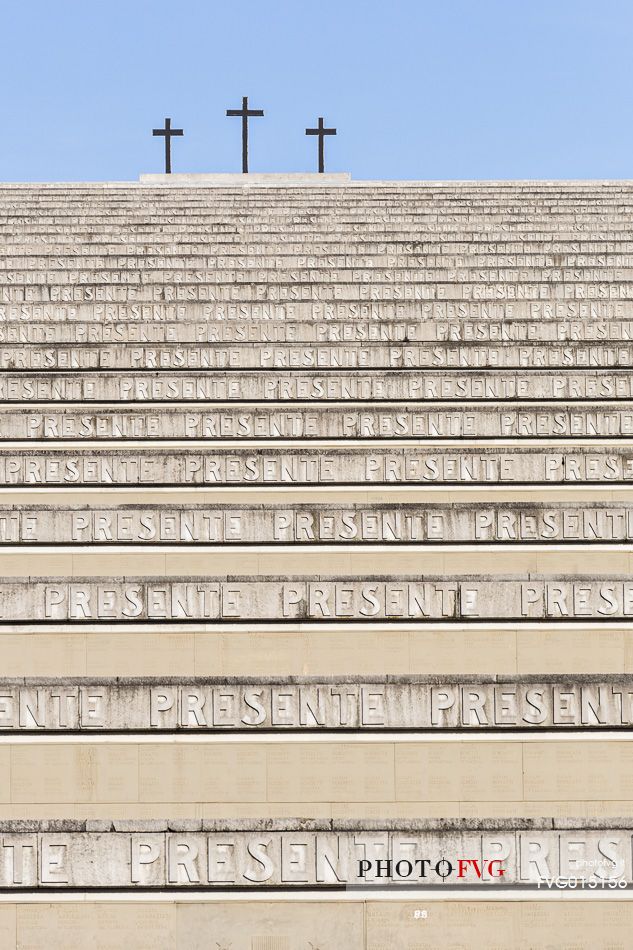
[226,96,264,173]
[152,118,184,175]
[305,117,337,173]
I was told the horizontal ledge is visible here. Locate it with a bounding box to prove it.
[0,821,631,891]
[139,173,353,186]
[0,673,630,734]
[0,888,627,901]
[0,620,629,631]
[0,486,631,496]
[0,815,629,832]
[7,177,633,186]
[0,544,630,552]
[8,441,633,447]
[0,673,630,684]
[0,731,631,743]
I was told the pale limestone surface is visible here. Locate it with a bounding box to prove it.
[4,900,633,950]
[0,739,632,817]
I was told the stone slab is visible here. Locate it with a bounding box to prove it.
[2,502,633,544]
[0,675,629,731]
[8,250,633,269]
[3,369,633,401]
[1,575,633,623]
[5,404,633,440]
[2,310,633,337]
[4,341,633,369]
[0,446,631,486]
[0,819,627,888]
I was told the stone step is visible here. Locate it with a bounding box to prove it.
[0,444,626,486]
[5,242,633,253]
[4,270,633,286]
[0,224,628,232]
[5,230,633,243]
[1,500,631,544]
[0,675,629,732]
[8,257,633,270]
[2,313,632,336]
[1,176,633,924]
[0,206,631,213]
[6,403,633,441]
[0,817,630,890]
[5,284,627,302]
[5,199,633,206]
[3,370,633,401]
[2,198,632,207]
[1,342,631,369]
[3,318,632,343]
[1,549,630,594]
[2,573,633,624]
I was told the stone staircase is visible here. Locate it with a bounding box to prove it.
[0,177,631,946]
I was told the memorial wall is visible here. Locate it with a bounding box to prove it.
[0,177,633,946]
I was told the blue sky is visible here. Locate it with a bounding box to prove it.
[2,0,631,181]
